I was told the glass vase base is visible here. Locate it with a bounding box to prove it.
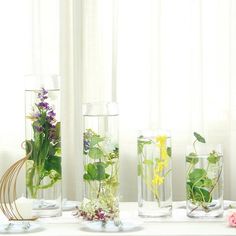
[187,201,223,218]
[0,221,43,234]
[81,218,143,233]
[138,206,172,218]
[32,199,62,218]
[187,209,223,218]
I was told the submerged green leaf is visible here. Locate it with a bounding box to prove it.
[83,162,109,181]
[90,135,104,147]
[186,152,199,165]
[186,181,212,203]
[94,162,106,181]
[138,138,152,154]
[203,178,213,188]
[167,147,172,157]
[88,147,103,159]
[189,168,207,183]
[207,151,220,164]
[44,156,62,175]
[192,187,212,203]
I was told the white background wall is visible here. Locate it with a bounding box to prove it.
[0,0,30,192]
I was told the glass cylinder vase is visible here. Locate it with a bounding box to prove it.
[138,130,172,217]
[81,102,119,223]
[25,75,62,217]
[186,145,223,218]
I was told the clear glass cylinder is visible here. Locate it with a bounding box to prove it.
[186,145,223,218]
[25,75,62,217]
[81,102,119,222]
[138,130,172,217]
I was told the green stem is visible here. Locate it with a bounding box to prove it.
[97,153,103,198]
[187,163,194,176]
[193,139,197,153]
[164,169,172,178]
[209,166,222,195]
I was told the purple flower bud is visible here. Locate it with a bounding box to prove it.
[48,110,56,117]
[83,140,90,153]
[47,116,54,122]
[34,126,43,132]
[49,124,56,129]
[42,88,48,95]
[37,88,49,103]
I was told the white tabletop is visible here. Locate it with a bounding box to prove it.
[1,202,236,236]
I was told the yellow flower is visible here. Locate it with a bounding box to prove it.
[152,175,164,185]
[155,160,168,173]
[156,135,168,160]
[156,135,167,146]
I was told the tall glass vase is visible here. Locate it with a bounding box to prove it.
[80,102,119,224]
[138,130,172,217]
[25,75,62,217]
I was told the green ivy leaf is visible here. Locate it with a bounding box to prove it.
[44,156,61,175]
[194,132,206,143]
[167,147,172,157]
[207,151,220,164]
[88,147,103,159]
[138,138,152,154]
[94,162,106,181]
[187,181,212,203]
[186,152,199,165]
[90,135,104,147]
[189,168,206,183]
[193,179,205,187]
[203,178,213,188]
[83,173,91,181]
[86,163,97,180]
[192,187,212,203]
[84,162,109,181]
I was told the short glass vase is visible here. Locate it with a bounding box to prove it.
[186,145,223,218]
[138,130,172,217]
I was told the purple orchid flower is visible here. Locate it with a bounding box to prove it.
[38,102,50,110]
[37,88,49,101]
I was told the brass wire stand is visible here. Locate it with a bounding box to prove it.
[0,141,36,221]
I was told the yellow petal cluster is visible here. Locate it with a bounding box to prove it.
[152,135,169,186]
[152,175,164,185]
[156,135,168,160]
[156,159,168,173]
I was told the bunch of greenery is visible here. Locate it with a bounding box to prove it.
[186,132,222,213]
[26,88,61,198]
[79,128,119,222]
